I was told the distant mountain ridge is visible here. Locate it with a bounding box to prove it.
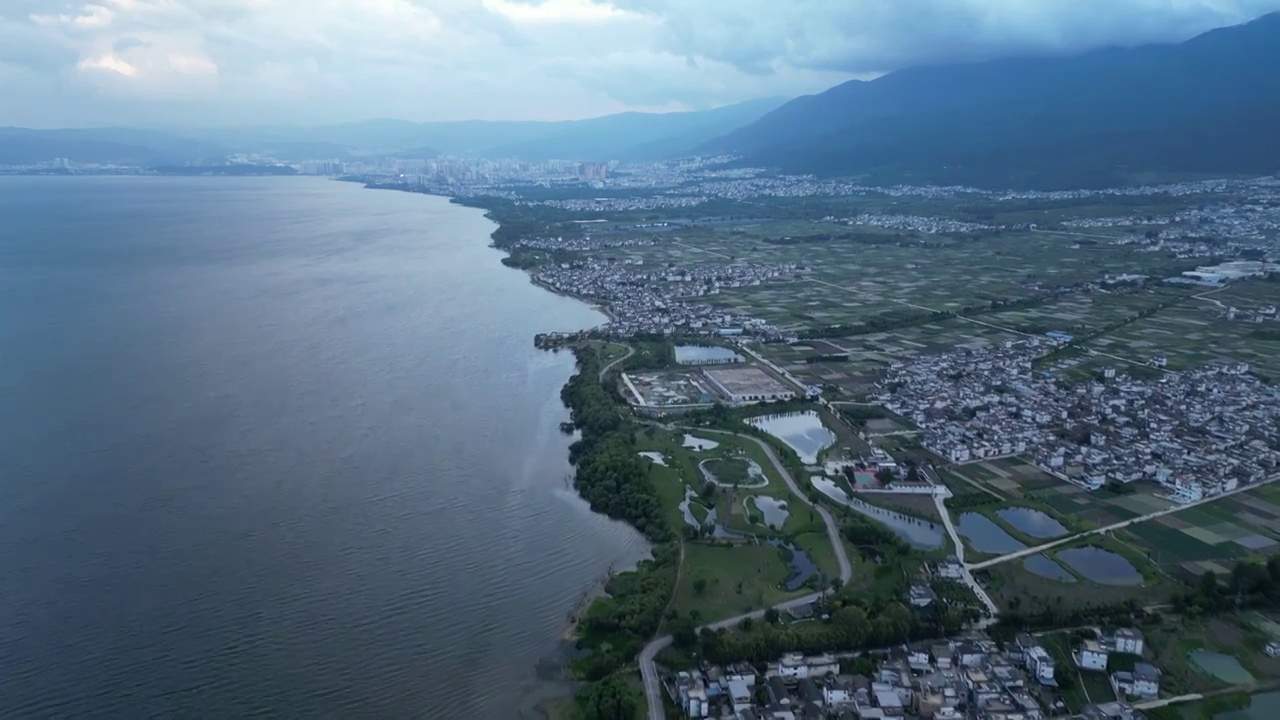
[199,98,785,161]
[703,12,1280,188]
[0,99,785,166]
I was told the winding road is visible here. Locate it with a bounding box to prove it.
[639,427,852,720]
[598,343,635,382]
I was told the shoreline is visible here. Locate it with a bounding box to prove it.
[359,180,649,708]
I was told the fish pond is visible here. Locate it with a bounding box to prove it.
[1056,547,1144,585]
[996,507,1068,539]
[957,513,1027,554]
[674,345,744,365]
[1023,554,1077,582]
[811,477,945,549]
[748,412,836,465]
[1188,650,1255,685]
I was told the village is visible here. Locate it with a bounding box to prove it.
[533,258,796,338]
[664,625,1184,720]
[880,339,1280,503]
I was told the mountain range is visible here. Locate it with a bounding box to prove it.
[704,11,1280,188]
[0,98,784,166]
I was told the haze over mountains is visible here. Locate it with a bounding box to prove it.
[707,11,1280,188]
[0,99,784,167]
[6,11,1278,189]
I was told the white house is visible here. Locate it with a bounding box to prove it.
[824,686,853,707]
[727,680,752,714]
[1111,663,1160,700]
[1026,646,1057,686]
[775,652,838,679]
[1074,640,1109,672]
[1111,628,1145,656]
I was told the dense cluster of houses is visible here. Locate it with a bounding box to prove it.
[881,341,1280,502]
[534,258,795,338]
[665,629,1159,719]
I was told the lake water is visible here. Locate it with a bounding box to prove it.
[1217,691,1280,719]
[1023,554,1077,582]
[957,513,1027,554]
[0,177,649,718]
[810,477,945,549]
[1056,547,1144,585]
[639,451,668,466]
[750,496,791,529]
[997,507,1068,538]
[1189,650,1256,684]
[674,345,744,365]
[768,539,819,591]
[683,434,721,451]
[748,412,836,464]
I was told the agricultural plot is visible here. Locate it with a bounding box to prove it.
[1085,296,1280,380]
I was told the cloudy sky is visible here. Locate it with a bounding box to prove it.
[2,0,1278,127]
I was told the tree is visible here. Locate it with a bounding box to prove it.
[575,676,641,720]
[693,578,708,596]
[672,619,698,650]
[874,468,896,484]
[764,608,781,625]
[740,617,755,632]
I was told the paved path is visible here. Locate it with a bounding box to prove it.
[598,344,635,382]
[639,426,852,720]
[969,473,1280,571]
[932,493,1000,619]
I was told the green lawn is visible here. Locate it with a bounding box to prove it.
[670,542,801,623]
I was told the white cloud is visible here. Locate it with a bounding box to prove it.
[77,51,136,75]
[2,0,1278,127]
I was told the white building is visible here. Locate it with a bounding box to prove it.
[1074,640,1109,672]
[1026,646,1057,685]
[1111,628,1145,656]
[1111,663,1160,700]
[774,652,838,679]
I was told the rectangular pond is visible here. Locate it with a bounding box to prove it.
[674,345,744,365]
[811,476,945,549]
[996,507,1068,539]
[1189,649,1255,685]
[748,411,836,465]
[1056,547,1144,586]
[957,513,1027,554]
[1023,554,1077,582]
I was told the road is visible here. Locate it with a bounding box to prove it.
[969,473,1280,571]
[933,493,1000,619]
[598,343,635,382]
[639,426,853,720]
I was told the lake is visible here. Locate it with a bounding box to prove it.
[748,411,836,464]
[957,513,1027,554]
[0,177,649,718]
[1056,547,1144,585]
[674,345,744,365]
